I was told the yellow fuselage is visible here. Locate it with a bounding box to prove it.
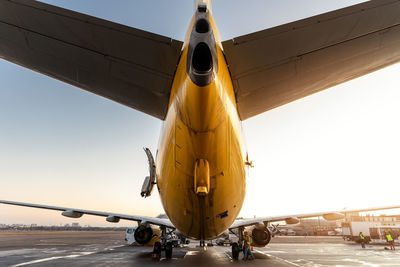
[156,13,246,240]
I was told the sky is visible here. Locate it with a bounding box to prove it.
[1,0,400,227]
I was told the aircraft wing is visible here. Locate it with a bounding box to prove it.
[222,0,400,120]
[0,200,175,229]
[230,205,400,229]
[0,0,183,120]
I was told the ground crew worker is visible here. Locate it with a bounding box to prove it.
[242,232,255,260]
[359,232,366,248]
[386,232,395,250]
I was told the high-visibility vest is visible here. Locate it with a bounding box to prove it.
[359,234,365,240]
[244,235,251,246]
[386,234,393,242]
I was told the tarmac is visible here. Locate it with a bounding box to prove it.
[0,232,399,266]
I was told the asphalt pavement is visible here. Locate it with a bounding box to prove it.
[0,232,398,266]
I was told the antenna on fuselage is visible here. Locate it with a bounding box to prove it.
[245,153,254,169]
[245,153,254,179]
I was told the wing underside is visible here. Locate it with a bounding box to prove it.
[0,0,183,119]
[0,200,174,229]
[222,0,400,120]
[230,205,400,229]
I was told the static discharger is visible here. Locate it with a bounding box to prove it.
[194,159,210,196]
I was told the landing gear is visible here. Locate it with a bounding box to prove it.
[165,241,173,259]
[231,226,244,260]
[232,242,240,260]
[152,241,162,260]
[153,226,173,260]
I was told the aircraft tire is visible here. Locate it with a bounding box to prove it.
[165,241,173,259]
[153,241,162,260]
[232,242,240,260]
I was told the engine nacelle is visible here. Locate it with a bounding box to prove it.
[250,224,272,247]
[134,225,154,245]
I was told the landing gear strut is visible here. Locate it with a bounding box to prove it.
[232,242,240,260]
[165,241,173,259]
[152,241,162,260]
[152,226,173,260]
[231,227,244,260]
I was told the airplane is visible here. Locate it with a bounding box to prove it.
[2,0,400,260]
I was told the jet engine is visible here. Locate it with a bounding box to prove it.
[134,224,154,245]
[250,224,272,247]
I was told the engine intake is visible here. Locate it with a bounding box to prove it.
[251,225,272,246]
[134,225,153,245]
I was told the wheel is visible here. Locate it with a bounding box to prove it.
[152,241,162,260]
[165,241,173,259]
[232,242,240,260]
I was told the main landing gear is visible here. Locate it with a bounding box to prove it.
[200,240,205,247]
[232,242,241,260]
[152,241,162,260]
[231,227,244,260]
[152,226,174,260]
[165,241,173,259]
